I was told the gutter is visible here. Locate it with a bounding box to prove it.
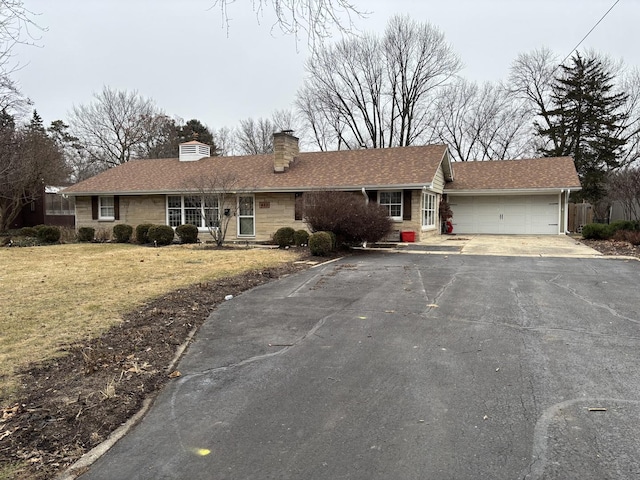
[445,187,581,196]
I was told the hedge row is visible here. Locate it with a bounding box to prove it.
[581,220,640,240]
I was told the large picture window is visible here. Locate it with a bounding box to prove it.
[422,192,436,229]
[167,195,220,229]
[379,191,403,221]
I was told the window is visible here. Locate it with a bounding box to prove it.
[184,196,202,226]
[422,192,436,229]
[167,195,220,229]
[99,196,115,220]
[238,195,255,236]
[379,191,403,221]
[45,194,75,216]
[168,196,182,227]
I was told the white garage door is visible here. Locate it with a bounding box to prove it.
[448,195,560,234]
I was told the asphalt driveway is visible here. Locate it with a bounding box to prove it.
[78,252,640,480]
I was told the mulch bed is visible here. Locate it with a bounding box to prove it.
[579,238,640,258]
[0,257,323,480]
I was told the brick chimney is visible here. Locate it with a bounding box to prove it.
[273,130,299,172]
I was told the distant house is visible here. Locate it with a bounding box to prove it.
[11,185,75,230]
[62,131,581,242]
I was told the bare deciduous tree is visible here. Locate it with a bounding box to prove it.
[0,113,68,231]
[297,15,461,151]
[0,0,43,72]
[212,126,236,156]
[607,166,640,220]
[431,79,534,161]
[211,0,367,44]
[69,86,166,170]
[236,117,275,154]
[187,172,251,246]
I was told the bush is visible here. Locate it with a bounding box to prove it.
[614,229,640,245]
[309,231,333,256]
[36,225,61,243]
[19,227,37,237]
[626,231,640,246]
[113,224,133,243]
[303,191,392,246]
[609,220,638,234]
[273,227,296,247]
[77,227,95,242]
[176,224,199,244]
[581,223,613,240]
[294,229,309,246]
[147,224,175,246]
[136,223,154,244]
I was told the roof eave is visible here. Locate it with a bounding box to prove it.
[445,187,581,195]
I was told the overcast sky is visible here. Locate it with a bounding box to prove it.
[11,0,636,133]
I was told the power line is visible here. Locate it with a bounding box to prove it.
[559,0,621,67]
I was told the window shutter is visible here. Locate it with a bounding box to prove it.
[294,193,303,221]
[403,190,412,220]
[114,196,120,220]
[91,196,98,220]
[367,190,378,203]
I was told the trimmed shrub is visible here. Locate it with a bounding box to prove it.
[136,223,154,244]
[273,227,296,247]
[19,227,37,237]
[36,225,61,243]
[294,229,309,246]
[148,224,175,246]
[302,191,392,246]
[176,224,199,244]
[77,227,95,242]
[113,224,133,243]
[309,231,333,256]
[609,220,638,234]
[581,223,612,240]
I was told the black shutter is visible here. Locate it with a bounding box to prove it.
[403,190,412,220]
[366,190,378,203]
[114,196,120,220]
[91,196,98,220]
[295,193,303,220]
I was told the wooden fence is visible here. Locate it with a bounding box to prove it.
[568,203,593,233]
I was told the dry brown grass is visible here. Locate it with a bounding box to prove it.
[0,243,299,398]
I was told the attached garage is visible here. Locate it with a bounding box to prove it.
[448,194,561,235]
[444,157,582,236]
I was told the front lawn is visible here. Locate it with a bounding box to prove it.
[0,243,299,399]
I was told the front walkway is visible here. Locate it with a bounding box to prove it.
[392,234,603,258]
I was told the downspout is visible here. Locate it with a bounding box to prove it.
[361,188,368,248]
[565,189,571,234]
[559,189,564,235]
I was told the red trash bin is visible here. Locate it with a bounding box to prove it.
[401,231,415,242]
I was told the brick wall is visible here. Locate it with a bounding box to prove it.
[75,191,441,243]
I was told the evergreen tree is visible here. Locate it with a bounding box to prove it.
[29,109,45,133]
[178,119,217,151]
[536,53,628,202]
